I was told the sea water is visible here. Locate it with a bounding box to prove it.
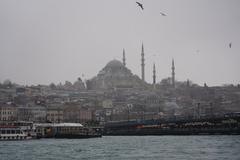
[0,136,240,160]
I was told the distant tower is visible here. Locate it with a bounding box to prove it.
[122,49,126,67]
[172,58,175,87]
[141,43,145,81]
[153,63,156,89]
[187,79,190,87]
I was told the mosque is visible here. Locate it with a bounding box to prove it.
[86,44,175,90]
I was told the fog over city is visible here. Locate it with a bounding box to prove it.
[0,0,239,86]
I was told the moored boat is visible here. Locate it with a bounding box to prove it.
[35,123,102,138]
[0,125,32,140]
[53,123,102,138]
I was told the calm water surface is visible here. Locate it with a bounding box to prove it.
[0,136,240,160]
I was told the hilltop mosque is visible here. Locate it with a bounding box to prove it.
[86,44,175,90]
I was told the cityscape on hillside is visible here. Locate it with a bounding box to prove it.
[1,44,240,124]
[1,1,240,159]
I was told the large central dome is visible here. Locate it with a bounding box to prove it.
[106,60,124,68]
[98,59,132,78]
[87,59,148,90]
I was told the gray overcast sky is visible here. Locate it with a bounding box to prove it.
[0,0,239,86]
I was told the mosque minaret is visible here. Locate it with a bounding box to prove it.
[122,49,126,67]
[141,43,145,81]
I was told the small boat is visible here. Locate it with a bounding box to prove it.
[0,125,32,140]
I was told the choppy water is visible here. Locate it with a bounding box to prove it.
[0,136,240,160]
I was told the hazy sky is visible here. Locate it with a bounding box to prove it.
[0,0,239,86]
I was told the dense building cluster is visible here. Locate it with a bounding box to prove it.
[1,46,240,124]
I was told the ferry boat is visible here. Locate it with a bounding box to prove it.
[53,123,102,139]
[0,125,32,140]
[35,123,102,138]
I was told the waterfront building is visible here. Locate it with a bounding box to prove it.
[63,105,92,123]
[0,103,17,121]
[30,105,47,122]
[17,106,32,122]
[46,108,64,123]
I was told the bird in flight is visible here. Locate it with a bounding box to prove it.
[136,2,144,10]
[229,43,232,48]
[160,12,167,16]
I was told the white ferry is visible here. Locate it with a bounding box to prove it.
[0,126,32,140]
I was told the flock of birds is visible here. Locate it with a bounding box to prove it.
[135,1,232,50]
[136,1,167,16]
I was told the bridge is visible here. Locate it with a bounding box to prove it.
[104,115,240,135]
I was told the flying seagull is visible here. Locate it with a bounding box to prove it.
[160,12,167,16]
[229,42,232,48]
[136,2,144,10]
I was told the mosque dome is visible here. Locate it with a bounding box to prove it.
[87,59,148,90]
[105,60,124,68]
[100,59,129,76]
